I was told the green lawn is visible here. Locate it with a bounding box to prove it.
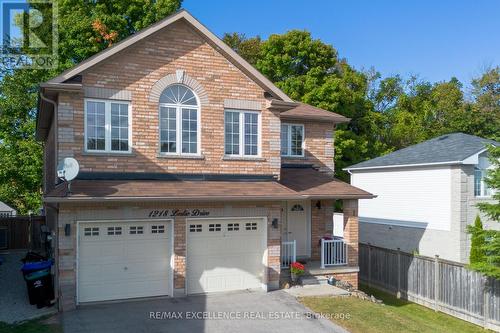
[300,285,487,333]
[0,316,61,333]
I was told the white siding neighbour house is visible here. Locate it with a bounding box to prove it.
[352,167,452,231]
[345,133,498,263]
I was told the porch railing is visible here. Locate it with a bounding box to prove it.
[281,240,296,268]
[321,239,347,268]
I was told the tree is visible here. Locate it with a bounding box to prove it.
[222,33,262,66]
[0,0,182,214]
[468,215,486,264]
[478,145,500,222]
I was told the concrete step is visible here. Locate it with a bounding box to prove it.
[300,275,329,286]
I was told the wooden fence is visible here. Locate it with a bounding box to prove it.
[0,216,46,250]
[359,243,500,332]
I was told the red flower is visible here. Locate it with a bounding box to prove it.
[290,262,305,270]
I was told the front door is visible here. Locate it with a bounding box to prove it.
[286,201,309,257]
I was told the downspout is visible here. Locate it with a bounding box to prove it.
[39,91,60,310]
[40,90,58,191]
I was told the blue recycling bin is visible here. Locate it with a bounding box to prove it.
[21,259,54,307]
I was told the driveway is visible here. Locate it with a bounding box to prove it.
[61,290,348,333]
[0,250,56,323]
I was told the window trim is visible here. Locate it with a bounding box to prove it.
[281,123,305,157]
[158,85,201,157]
[474,166,492,198]
[223,109,262,158]
[84,98,132,154]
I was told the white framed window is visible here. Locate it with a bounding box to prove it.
[84,99,132,153]
[474,156,492,197]
[224,109,261,157]
[84,227,99,236]
[129,226,144,235]
[281,123,304,157]
[107,226,122,235]
[151,225,165,234]
[159,84,200,156]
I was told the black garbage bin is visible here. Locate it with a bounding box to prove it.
[21,260,54,307]
[24,268,54,308]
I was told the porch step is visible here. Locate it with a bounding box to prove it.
[301,275,329,286]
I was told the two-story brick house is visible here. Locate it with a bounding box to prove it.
[36,10,373,311]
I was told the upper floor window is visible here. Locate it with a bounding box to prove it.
[159,84,200,155]
[85,99,131,153]
[281,124,304,157]
[224,110,260,156]
[474,156,491,197]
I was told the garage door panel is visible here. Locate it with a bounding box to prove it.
[187,218,266,294]
[78,221,172,303]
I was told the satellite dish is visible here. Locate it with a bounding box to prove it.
[57,158,80,181]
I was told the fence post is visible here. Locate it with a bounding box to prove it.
[434,255,439,312]
[483,277,489,329]
[320,239,325,269]
[397,248,401,299]
[367,243,372,288]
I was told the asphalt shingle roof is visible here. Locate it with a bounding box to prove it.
[346,133,499,170]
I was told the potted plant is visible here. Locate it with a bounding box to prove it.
[290,261,305,282]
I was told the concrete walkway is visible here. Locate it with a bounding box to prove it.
[284,285,350,298]
[0,251,57,323]
[61,290,349,333]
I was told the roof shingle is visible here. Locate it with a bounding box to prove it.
[345,133,499,171]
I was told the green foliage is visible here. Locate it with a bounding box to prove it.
[467,215,500,278]
[467,216,486,264]
[222,32,262,66]
[0,0,182,214]
[477,145,500,222]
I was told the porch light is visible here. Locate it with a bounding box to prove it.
[272,218,279,229]
[316,201,322,209]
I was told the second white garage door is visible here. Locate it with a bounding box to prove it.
[187,218,266,294]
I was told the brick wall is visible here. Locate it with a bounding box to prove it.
[282,121,335,174]
[56,20,282,177]
[343,199,359,267]
[310,200,334,260]
[56,200,282,311]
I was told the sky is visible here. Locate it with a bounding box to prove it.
[184,0,500,87]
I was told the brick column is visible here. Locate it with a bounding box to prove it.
[311,200,334,260]
[173,217,186,296]
[266,205,282,291]
[343,199,359,267]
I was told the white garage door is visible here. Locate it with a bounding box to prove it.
[78,220,172,303]
[187,218,266,294]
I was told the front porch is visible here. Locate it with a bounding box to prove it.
[280,199,360,288]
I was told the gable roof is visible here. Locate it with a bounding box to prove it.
[44,10,292,102]
[0,201,16,213]
[280,103,350,124]
[345,133,499,171]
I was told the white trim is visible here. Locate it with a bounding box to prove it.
[76,218,174,305]
[359,216,428,229]
[281,123,305,158]
[83,98,132,154]
[223,109,262,158]
[184,216,268,295]
[345,160,464,172]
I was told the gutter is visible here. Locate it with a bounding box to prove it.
[344,160,464,172]
[43,193,376,203]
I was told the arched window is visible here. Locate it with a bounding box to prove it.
[159,84,200,155]
[291,204,304,212]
